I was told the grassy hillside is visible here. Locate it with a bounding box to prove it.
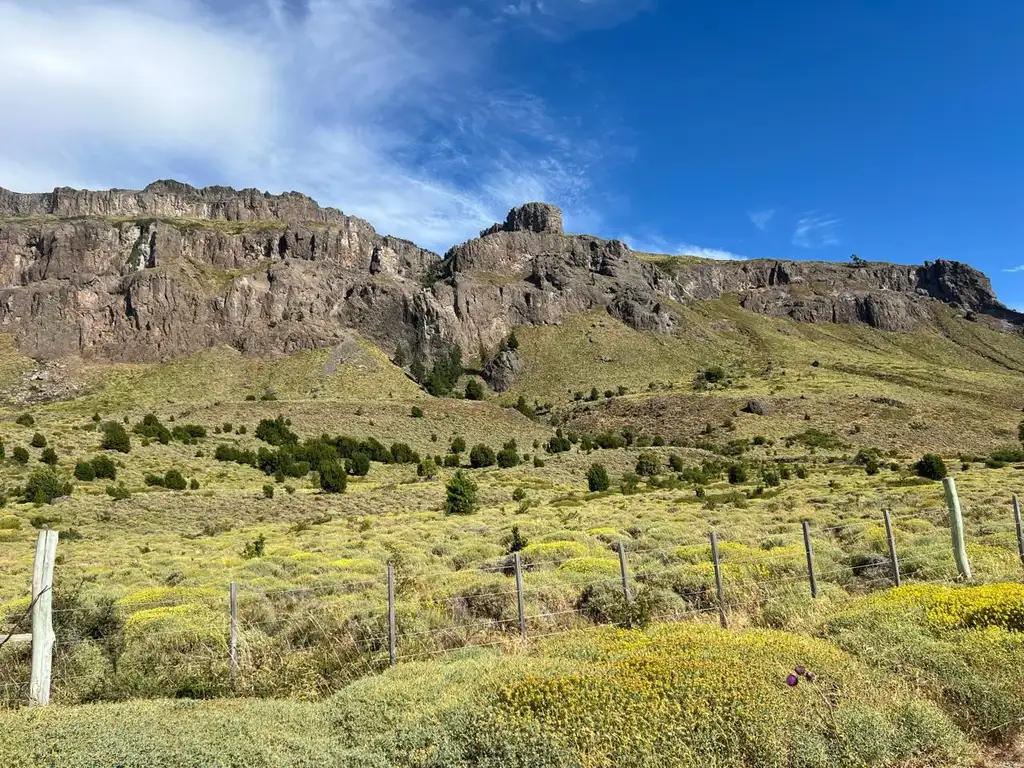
[1,302,1023,764]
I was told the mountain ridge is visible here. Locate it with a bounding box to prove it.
[0,181,1019,388]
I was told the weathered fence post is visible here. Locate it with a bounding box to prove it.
[617,542,631,604]
[387,562,396,667]
[513,552,526,640]
[883,509,901,587]
[709,531,727,629]
[29,529,58,706]
[801,520,818,598]
[942,477,972,580]
[229,582,238,683]
[1013,494,1024,568]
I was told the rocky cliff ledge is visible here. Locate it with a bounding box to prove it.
[0,183,1017,370]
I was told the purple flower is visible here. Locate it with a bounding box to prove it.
[786,674,799,687]
[805,671,816,682]
[794,665,806,676]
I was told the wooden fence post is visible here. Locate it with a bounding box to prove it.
[1013,494,1024,568]
[942,477,972,580]
[229,582,238,683]
[617,542,631,604]
[801,520,818,598]
[387,562,396,667]
[883,510,901,587]
[709,531,727,629]
[29,529,58,706]
[513,552,526,640]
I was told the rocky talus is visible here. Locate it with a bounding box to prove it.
[0,181,1018,383]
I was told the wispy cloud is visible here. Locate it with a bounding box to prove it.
[499,0,652,34]
[792,211,841,249]
[1002,265,1024,273]
[618,234,746,261]
[0,0,620,252]
[747,208,775,231]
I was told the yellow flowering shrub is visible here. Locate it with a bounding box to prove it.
[869,583,1024,631]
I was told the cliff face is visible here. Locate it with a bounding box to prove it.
[0,182,1017,373]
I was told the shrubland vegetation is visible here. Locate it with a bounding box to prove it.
[1,303,1024,764]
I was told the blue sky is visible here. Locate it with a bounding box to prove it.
[2,1,1023,307]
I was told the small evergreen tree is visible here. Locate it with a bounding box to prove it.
[101,421,131,453]
[469,443,496,468]
[728,463,748,484]
[465,379,484,401]
[12,446,29,464]
[587,463,610,492]
[635,452,661,477]
[444,471,478,515]
[506,331,519,351]
[24,469,72,505]
[164,469,188,490]
[40,447,58,466]
[90,455,117,480]
[74,461,96,481]
[411,405,424,418]
[417,457,438,479]
[450,436,466,454]
[30,433,47,448]
[346,452,371,476]
[15,413,34,427]
[496,440,520,468]
[507,524,527,553]
[319,462,348,493]
[915,454,948,481]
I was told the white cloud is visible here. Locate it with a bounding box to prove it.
[0,0,609,252]
[1002,265,1024,273]
[619,234,746,261]
[747,208,775,231]
[792,211,841,248]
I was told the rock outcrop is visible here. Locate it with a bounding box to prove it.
[0,183,1018,380]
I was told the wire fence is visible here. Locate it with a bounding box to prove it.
[3,494,1024,707]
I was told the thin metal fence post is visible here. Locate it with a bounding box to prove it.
[514,552,526,640]
[883,510,901,587]
[387,562,396,667]
[229,582,238,683]
[942,477,972,580]
[801,520,818,598]
[709,531,727,629]
[1013,494,1024,568]
[29,529,58,706]
[617,542,631,603]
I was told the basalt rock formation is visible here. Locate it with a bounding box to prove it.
[0,182,1018,382]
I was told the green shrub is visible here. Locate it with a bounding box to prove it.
[134,413,171,443]
[73,461,96,481]
[507,525,528,554]
[417,457,438,479]
[464,379,484,400]
[23,469,72,504]
[546,429,571,454]
[411,406,424,418]
[40,447,58,466]
[635,452,660,477]
[389,443,418,464]
[263,484,275,499]
[241,534,266,559]
[668,454,684,472]
[15,412,35,427]
[450,437,466,454]
[915,454,948,481]
[443,454,460,468]
[11,445,29,464]
[619,472,640,495]
[30,432,47,448]
[444,471,478,515]
[319,462,347,493]
[587,463,610,492]
[728,463,748,484]
[255,415,297,446]
[345,452,370,477]
[496,441,520,468]
[90,455,117,480]
[164,469,187,491]
[101,421,131,453]
[144,474,165,487]
[106,483,131,501]
[469,444,495,469]
[190,478,200,490]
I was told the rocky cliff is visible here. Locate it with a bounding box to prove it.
[0,181,1018,380]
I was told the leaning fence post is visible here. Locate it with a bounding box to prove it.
[882,509,901,587]
[513,552,526,640]
[942,477,972,580]
[387,562,396,667]
[801,520,818,598]
[229,582,238,683]
[709,531,727,628]
[1013,494,1024,568]
[29,529,58,706]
